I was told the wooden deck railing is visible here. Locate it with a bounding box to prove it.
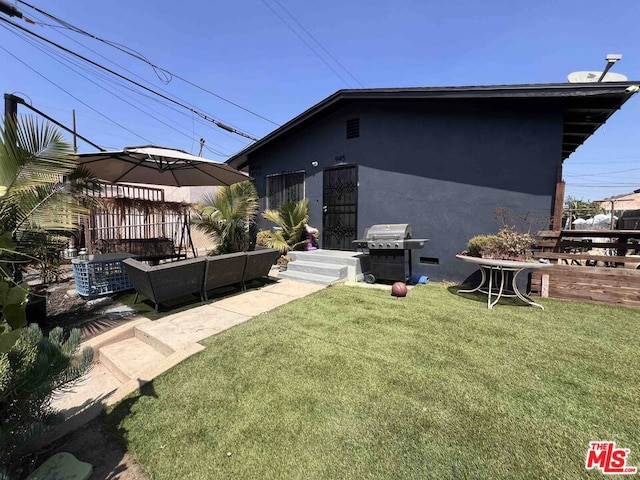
[530,229,640,308]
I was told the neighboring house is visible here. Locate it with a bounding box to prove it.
[227,83,638,282]
[601,189,640,230]
[600,189,640,211]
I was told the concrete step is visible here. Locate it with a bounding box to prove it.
[51,362,121,417]
[99,337,167,383]
[286,260,347,278]
[287,249,365,282]
[288,249,364,267]
[39,342,205,449]
[277,269,341,286]
[135,326,176,356]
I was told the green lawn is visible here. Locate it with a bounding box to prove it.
[105,283,640,479]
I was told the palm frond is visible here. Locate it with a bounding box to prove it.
[262,199,310,252]
[0,115,84,239]
[192,181,258,253]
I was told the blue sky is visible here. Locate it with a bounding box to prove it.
[1,0,639,201]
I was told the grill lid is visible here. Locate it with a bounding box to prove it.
[365,223,411,241]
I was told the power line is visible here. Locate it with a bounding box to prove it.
[569,159,640,164]
[16,0,280,127]
[16,98,105,151]
[0,15,260,141]
[13,26,231,155]
[566,167,640,177]
[0,36,151,145]
[261,0,354,87]
[2,24,159,147]
[271,0,363,88]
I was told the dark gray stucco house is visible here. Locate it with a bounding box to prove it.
[227,83,638,282]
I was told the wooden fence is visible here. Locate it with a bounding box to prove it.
[530,230,640,308]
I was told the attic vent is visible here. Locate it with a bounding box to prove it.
[346,118,360,139]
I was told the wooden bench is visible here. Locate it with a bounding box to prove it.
[93,238,186,264]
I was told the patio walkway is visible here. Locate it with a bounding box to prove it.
[39,276,325,447]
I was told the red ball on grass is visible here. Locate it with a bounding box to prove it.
[391,282,408,297]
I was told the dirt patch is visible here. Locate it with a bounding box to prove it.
[22,417,148,480]
[37,266,139,342]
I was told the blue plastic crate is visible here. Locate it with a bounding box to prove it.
[72,253,134,297]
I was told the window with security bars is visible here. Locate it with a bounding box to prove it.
[266,171,305,210]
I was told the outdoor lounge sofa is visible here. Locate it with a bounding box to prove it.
[123,257,206,312]
[203,252,247,300]
[243,247,281,287]
[123,247,280,311]
[203,247,280,299]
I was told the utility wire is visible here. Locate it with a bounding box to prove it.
[0,36,151,145]
[271,0,363,88]
[6,6,260,148]
[23,9,205,119]
[566,167,640,177]
[261,0,354,87]
[14,27,231,155]
[16,99,105,151]
[16,0,280,126]
[3,24,170,149]
[0,15,260,141]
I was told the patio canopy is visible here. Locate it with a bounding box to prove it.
[78,145,250,187]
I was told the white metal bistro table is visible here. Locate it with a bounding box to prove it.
[456,254,553,309]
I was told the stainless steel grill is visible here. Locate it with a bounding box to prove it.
[352,223,428,283]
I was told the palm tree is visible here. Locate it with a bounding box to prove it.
[261,198,309,253]
[0,116,93,241]
[192,180,259,254]
[0,115,97,288]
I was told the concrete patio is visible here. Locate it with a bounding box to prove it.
[39,276,325,447]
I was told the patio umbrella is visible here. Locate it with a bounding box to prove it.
[77,145,250,187]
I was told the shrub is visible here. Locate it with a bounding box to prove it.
[192,181,259,255]
[0,325,93,476]
[261,199,309,253]
[256,229,274,247]
[493,227,535,260]
[467,228,535,260]
[467,234,498,258]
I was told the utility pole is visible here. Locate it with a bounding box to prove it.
[198,138,205,157]
[4,93,19,146]
[4,93,18,121]
[72,109,78,152]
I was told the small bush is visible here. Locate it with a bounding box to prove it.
[467,234,498,257]
[256,230,274,247]
[467,228,535,260]
[494,227,535,260]
[0,324,93,477]
[276,255,291,268]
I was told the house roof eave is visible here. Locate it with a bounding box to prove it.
[226,82,640,169]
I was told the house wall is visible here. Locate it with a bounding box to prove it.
[247,99,563,282]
